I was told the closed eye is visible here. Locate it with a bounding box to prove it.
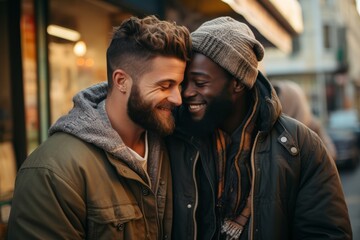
[159,81,173,90]
[195,82,207,87]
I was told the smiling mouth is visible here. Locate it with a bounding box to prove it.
[157,106,175,116]
[158,107,172,111]
[188,104,206,113]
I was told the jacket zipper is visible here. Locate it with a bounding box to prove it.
[155,155,164,240]
[192,151,200,240]
[249,132,260,240]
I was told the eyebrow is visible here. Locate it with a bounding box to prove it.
[156,79,179,85]
[189,71,210,78]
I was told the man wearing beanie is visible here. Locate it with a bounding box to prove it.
[167,16,352,240]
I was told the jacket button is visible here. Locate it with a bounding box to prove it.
[187,204,192,208]
[291,147,298,154]
[164,234,168,239]
[280,136,287,143]
[116,223,124,231]
[142,188,150,196]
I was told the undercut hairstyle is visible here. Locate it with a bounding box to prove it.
[106,15,192,89]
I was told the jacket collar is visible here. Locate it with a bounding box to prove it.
[253,71,282,134]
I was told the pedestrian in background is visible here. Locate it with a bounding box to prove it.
[272,80,337,160]
[7,15,191,239]
[168,16,352,239]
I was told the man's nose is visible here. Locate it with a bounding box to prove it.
[182,83,196,99]
[168,87,182,106]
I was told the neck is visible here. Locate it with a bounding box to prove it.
[105,97,146,156]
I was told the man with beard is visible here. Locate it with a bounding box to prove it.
[7,15,191,239]
[167,17,352,239]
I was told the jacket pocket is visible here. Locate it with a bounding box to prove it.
[87,203,144,240]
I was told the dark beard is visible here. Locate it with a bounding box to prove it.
[179,97,233,137]
[128,85,175,136]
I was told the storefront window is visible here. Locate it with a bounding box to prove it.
[19,0,136,153]
[48,0,128,123]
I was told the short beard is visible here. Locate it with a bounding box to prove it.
[128,85,175,136]
[179,97,233,137]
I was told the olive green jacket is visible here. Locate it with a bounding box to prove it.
[8,132,172,240]
[7,82,172,239]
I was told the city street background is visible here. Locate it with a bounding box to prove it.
[1,0,360,238]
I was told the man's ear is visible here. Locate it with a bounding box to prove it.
[112,69,130,93]
[232,78,246,93]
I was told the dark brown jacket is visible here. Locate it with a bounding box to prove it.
[168,73,352,240]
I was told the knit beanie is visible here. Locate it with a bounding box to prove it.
[191,16,265,89]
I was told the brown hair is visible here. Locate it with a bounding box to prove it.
[106,15,192,89]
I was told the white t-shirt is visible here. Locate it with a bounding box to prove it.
[127,131,148,171]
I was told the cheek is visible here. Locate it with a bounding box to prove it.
[202,88,225,99]
[143,92,165,106]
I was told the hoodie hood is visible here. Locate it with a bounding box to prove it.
[254,71,282,133]
[49,82,154,181]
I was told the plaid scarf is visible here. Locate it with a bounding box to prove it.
[215,87,259,239]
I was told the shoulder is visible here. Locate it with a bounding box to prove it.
[23,132,103,167]
[20,133,106,186]
[277,114,320,143]
[274,114,332,167]
[270,114,327,158]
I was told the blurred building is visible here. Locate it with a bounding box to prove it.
[167,0,303,54]
[0,0,303,168]
[263,0,360,123]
